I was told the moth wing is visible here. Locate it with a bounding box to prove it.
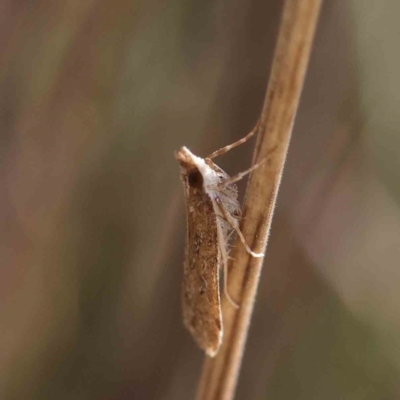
[181,185,223,357]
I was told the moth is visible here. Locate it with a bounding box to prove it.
[175,128,263,357]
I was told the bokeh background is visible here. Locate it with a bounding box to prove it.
[1,1,399,399]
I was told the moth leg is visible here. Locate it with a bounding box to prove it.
[206,120,260,159]
[216,216,236,264]
[215,199,264,258]
[215,221,239,309]
[225,226,236,242]
[218,158,267,188]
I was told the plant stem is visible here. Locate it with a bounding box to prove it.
[196,1,322,399]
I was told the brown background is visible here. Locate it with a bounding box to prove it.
[0,1,399,399]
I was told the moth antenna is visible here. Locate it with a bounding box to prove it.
[217,158,267,188]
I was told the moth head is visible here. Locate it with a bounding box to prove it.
[175,146,195,169]
[175,146,219,189]
[175,147,204,188]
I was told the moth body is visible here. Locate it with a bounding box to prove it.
[175,146,241,356]
[175,128,263,356]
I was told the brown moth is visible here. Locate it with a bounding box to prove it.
[175,130,263,357]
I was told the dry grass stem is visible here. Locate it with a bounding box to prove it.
[196,1,322,399]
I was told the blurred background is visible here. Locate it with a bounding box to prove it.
[1,1,399,399]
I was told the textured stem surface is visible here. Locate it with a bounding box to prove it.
[196,1,322,399]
